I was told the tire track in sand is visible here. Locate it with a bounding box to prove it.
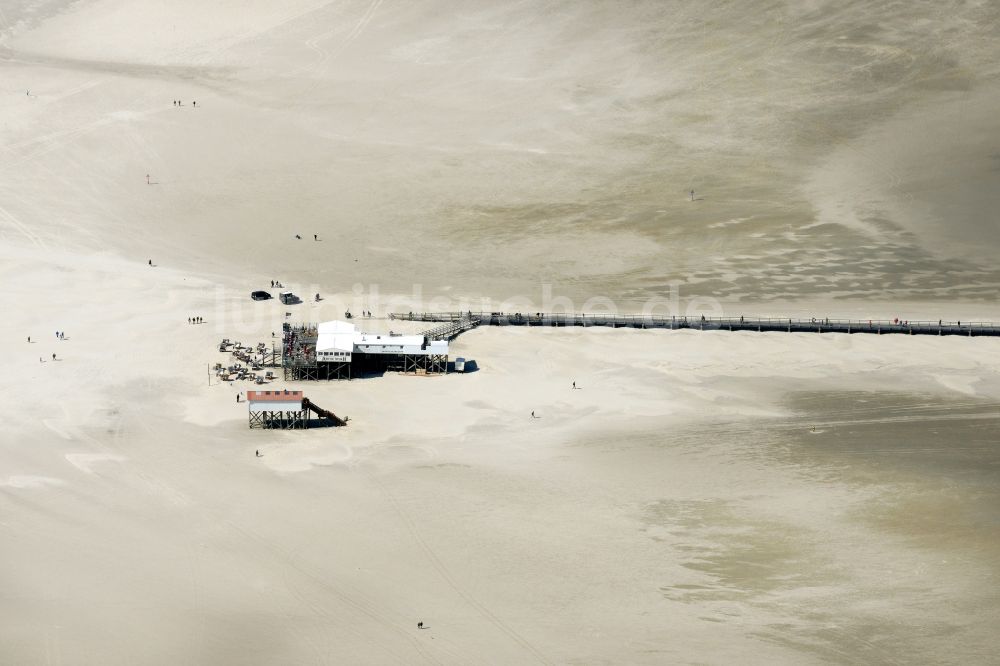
[222,519,444,665]
[304,0,383,76]
[0,202,45,248]
[368,473,552,665]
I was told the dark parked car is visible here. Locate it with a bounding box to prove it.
[251,291,272,301]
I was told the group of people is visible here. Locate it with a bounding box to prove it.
[270,280,284,288]
[31,331,66,363]
[188,316,203,324]
[172,100,196,107]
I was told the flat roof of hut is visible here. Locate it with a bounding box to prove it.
[247,390,303,412]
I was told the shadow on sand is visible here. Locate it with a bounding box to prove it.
[449,359,479,373]
[305,418,342,429]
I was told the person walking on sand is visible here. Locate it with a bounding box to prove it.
[531,411,536,418]
[148,259,152,266]
[52,353,56,360]
[417,622,423,629]
[313,234,318,241]
[27,336,30,343]
[690,189,695,201]
[193,101,196,108]
[572,381,576,389]
[256,450,261,458]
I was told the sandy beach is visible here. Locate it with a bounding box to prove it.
[3,1,1000,664]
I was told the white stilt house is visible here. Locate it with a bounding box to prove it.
[247,390,306,428]
[247,389,347,428]
[283,320,449,380]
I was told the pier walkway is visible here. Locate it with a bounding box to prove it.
[394,312,1000,340]
[401,312,483,341]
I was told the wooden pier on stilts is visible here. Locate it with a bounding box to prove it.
[392,312,1000,339]
[402,311,483,341]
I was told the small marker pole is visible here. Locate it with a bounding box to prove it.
[146,173,150,185]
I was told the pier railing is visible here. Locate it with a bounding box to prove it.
[418,313,483,341]
[391,312,1000,339]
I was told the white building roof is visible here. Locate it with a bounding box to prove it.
[314,320,449,358]
[316,320,357,355]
